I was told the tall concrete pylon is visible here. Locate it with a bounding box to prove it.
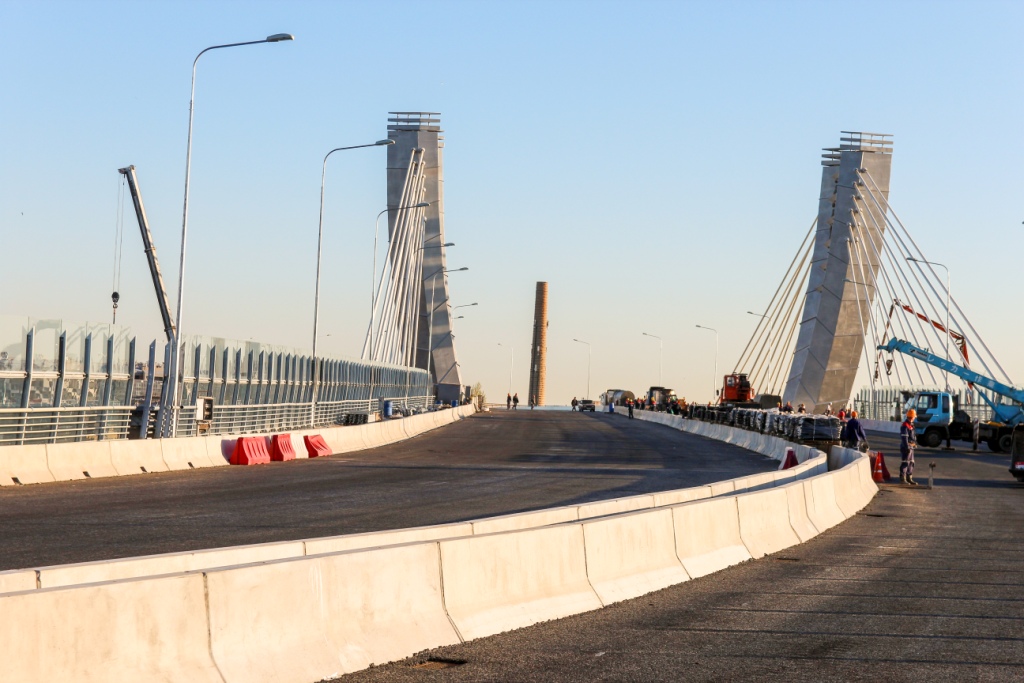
[528,282,548,406]
[386,112,463,404]
[783,132,892,412]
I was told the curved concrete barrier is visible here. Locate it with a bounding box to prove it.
[207,543,459,683]
[737,488,802,558]
[161,436,218,470]
[782,480,820,542]
[672,496,751,578]
[576,494,655,519]
[582,507,689,605]
[0,573,223,683]
[652,484,712,507]
[304,522,474,555]
[0,444,55,486]
[36,541,305,590]
[440,524,602,640]
[109,439,168,475]
[832,459,876,517]
[471,506,579,535]
[804,474,848,532]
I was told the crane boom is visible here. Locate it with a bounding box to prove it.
[877,338,1024,405]
[118,166,176,343]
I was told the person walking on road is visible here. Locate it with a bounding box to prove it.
[512,393,519,410]
[844,410,868,451]
[627,398,634,419]
[900,409,918,485]
[571,397,578,412]
[506,393,512,410]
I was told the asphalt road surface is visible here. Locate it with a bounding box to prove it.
[340,429,1024,683]
[0,410,776,570]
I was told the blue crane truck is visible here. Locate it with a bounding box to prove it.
[877,338,1024,481]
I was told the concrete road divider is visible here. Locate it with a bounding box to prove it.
[672,496,752,578]
[161,436,219,470]
[0,444,55,486]
[0,569,36,593]
[781,481,820,542]
[304,522,474,555]
[0,573,223,683]
[832,459,876,517]
[733,471,776,493]
[109,438,169,475]
[652,484,713,507]
[582,507,689,605]
[440,524,602,640]
[576,494,655,519]
[37,540,306,589]
[470,506,579,535]
[804,474,848,532]
[207,543,460,682]
[709,479,736,496]
[737,487,803,558]
[45,440,118,481]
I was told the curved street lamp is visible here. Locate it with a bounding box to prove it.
[695,325,719,403]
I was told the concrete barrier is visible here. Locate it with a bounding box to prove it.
[0,444,55,486]
[736,488,802,558]
[36,540,305,589]
[161,436,218,470]
[862,418,900,434]
[781,480,820,542]
[582,508,689,604]
[652,484,712,507]
[45,440,118,481]
[832,459,875,517]
[672,496,752,578]
[0,569,36,593]
[109,438,169,475]
[471,506,579,535]
[709,479,736,496]
[304,522,474,555]
[576,494,655,520]
[207,542,460,682]
[440,524,602,640]
[733,471,776,493]
[804,474,848,532]
[0,573,223,682]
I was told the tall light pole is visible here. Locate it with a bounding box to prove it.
[311,139,394,424]
[844,278,876,418]
[425,267,468,395]
[907,257,951,392]
[695,325,719,403]
[746,312,769,394]
[498,342,513,394]
[168,32,294,437]
[641,332,662,385]
[572,338,592,399]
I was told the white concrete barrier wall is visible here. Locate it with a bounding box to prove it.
[736,488,803,558]
[0,569,36,593]
[672,496,752,578]
[440,524,603,640]
[0,444,55,486]
[582,507,689,605]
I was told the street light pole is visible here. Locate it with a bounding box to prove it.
[641,332,662,385]
[746,312,769,393]
[310,139,394,425]
[572,339,591,399]
[908,257,951,392]
[167,32,293,438]
[695,325,719,403]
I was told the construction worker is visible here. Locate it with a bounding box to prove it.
[845,410,867,451]
[512,393,519,410]
[571,397,578,412]
[506,393,512,410]
[900,409,918,485]
[627,398,634,419]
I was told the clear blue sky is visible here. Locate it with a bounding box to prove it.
[2,0,1021,403]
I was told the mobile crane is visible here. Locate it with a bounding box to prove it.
[877,338,1024,469]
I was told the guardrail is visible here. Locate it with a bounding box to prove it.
[0,406,133,445]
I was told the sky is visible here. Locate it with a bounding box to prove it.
[2,0,1022,405]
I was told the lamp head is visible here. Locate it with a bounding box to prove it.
[442,242,455,247]
[375,139,395,146]
[415,202,429,207]
[266,33,294,42]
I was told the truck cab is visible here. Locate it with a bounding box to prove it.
[905,390,1019,452]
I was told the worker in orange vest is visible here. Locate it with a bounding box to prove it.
[900,409,918,485]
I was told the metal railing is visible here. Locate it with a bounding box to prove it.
[0,406,134,445]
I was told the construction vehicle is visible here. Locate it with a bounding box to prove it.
[647,386,676,411]
[717,373,779,409]
[877,339,1024,476]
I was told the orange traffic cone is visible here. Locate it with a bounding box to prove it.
[872,451,891,482]
[781,447,799,470]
